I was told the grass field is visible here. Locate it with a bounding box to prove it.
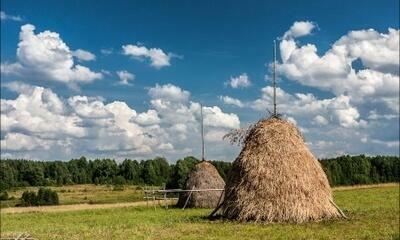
[0,184,146,208]
[1,184,399,240]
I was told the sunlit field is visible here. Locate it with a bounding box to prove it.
[1,184,398,240]
[0,184,145,208]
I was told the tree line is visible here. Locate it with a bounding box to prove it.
[321,155,399,185]
[0,155,398,191]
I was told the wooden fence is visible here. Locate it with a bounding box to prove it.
[143,186,224,210]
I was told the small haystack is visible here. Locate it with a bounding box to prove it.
[177,161,225,208]
[220,117,344,222]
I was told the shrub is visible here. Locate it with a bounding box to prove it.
[20,188,59,206]
[0,191,9,200]
[37,188,59,206]
[113,176,126,191]
[113,176,126,185]
[20,191,37,206]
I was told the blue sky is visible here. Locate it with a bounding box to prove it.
[1,0,399,161]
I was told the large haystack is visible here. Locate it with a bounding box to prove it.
[221,117,343,222]
[177,161,225,208]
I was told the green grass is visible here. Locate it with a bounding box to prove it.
[1,184,145,208]
[1,185,399,240]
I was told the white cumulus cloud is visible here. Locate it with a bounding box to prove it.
[248,21,400,157]
[132,110,160,126]
[116,70,135,85]
[122,44,175,69]
[278,26,399,113]
[1,24,102,86]
[0,11,22,21]
[149,83,190,102]
[1,82,240,161]
[226,73,251,88]
[219,95,244,107]
[252,86,366,128]
[283,21,316,39]
[72,49,96,61]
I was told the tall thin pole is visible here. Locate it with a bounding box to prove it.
[273,40,277,117]
[200,104,205,161]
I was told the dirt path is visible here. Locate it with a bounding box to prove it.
[1,199,178,214]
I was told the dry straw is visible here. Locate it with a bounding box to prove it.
[220,117,344,222]
[177,161,225,208]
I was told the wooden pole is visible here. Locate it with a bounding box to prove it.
[182,186,195,210]
[273,40,277,117]
[200,104,205,161]
[329,198,348,219]
[153,188,156,211]
[209,190,225,218]
[163,183,168,209]
[215,189,224,208]
[145,186,148,207]
[209,201,223,218]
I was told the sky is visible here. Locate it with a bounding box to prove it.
[1,0,399,162]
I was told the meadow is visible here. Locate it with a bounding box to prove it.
[1,184,399,240]
[0,184,146,208]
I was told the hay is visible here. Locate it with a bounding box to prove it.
[177,161,225,208]
[221,117,343,222]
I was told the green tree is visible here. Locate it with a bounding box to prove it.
[21,164,44,186]
[210,160,232,181]
[153,157,171,184]
[141,160,159,185]
[45,162,72,185]
[91,159,118,184]
[0,162,16,190]
[119,159,142,184]
[167,156,199,189]
[68,157,90,184]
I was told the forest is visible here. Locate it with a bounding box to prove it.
[0,155,398,191]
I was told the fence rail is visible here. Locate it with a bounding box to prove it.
[143,186,224,210]
[144,188,224,193]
